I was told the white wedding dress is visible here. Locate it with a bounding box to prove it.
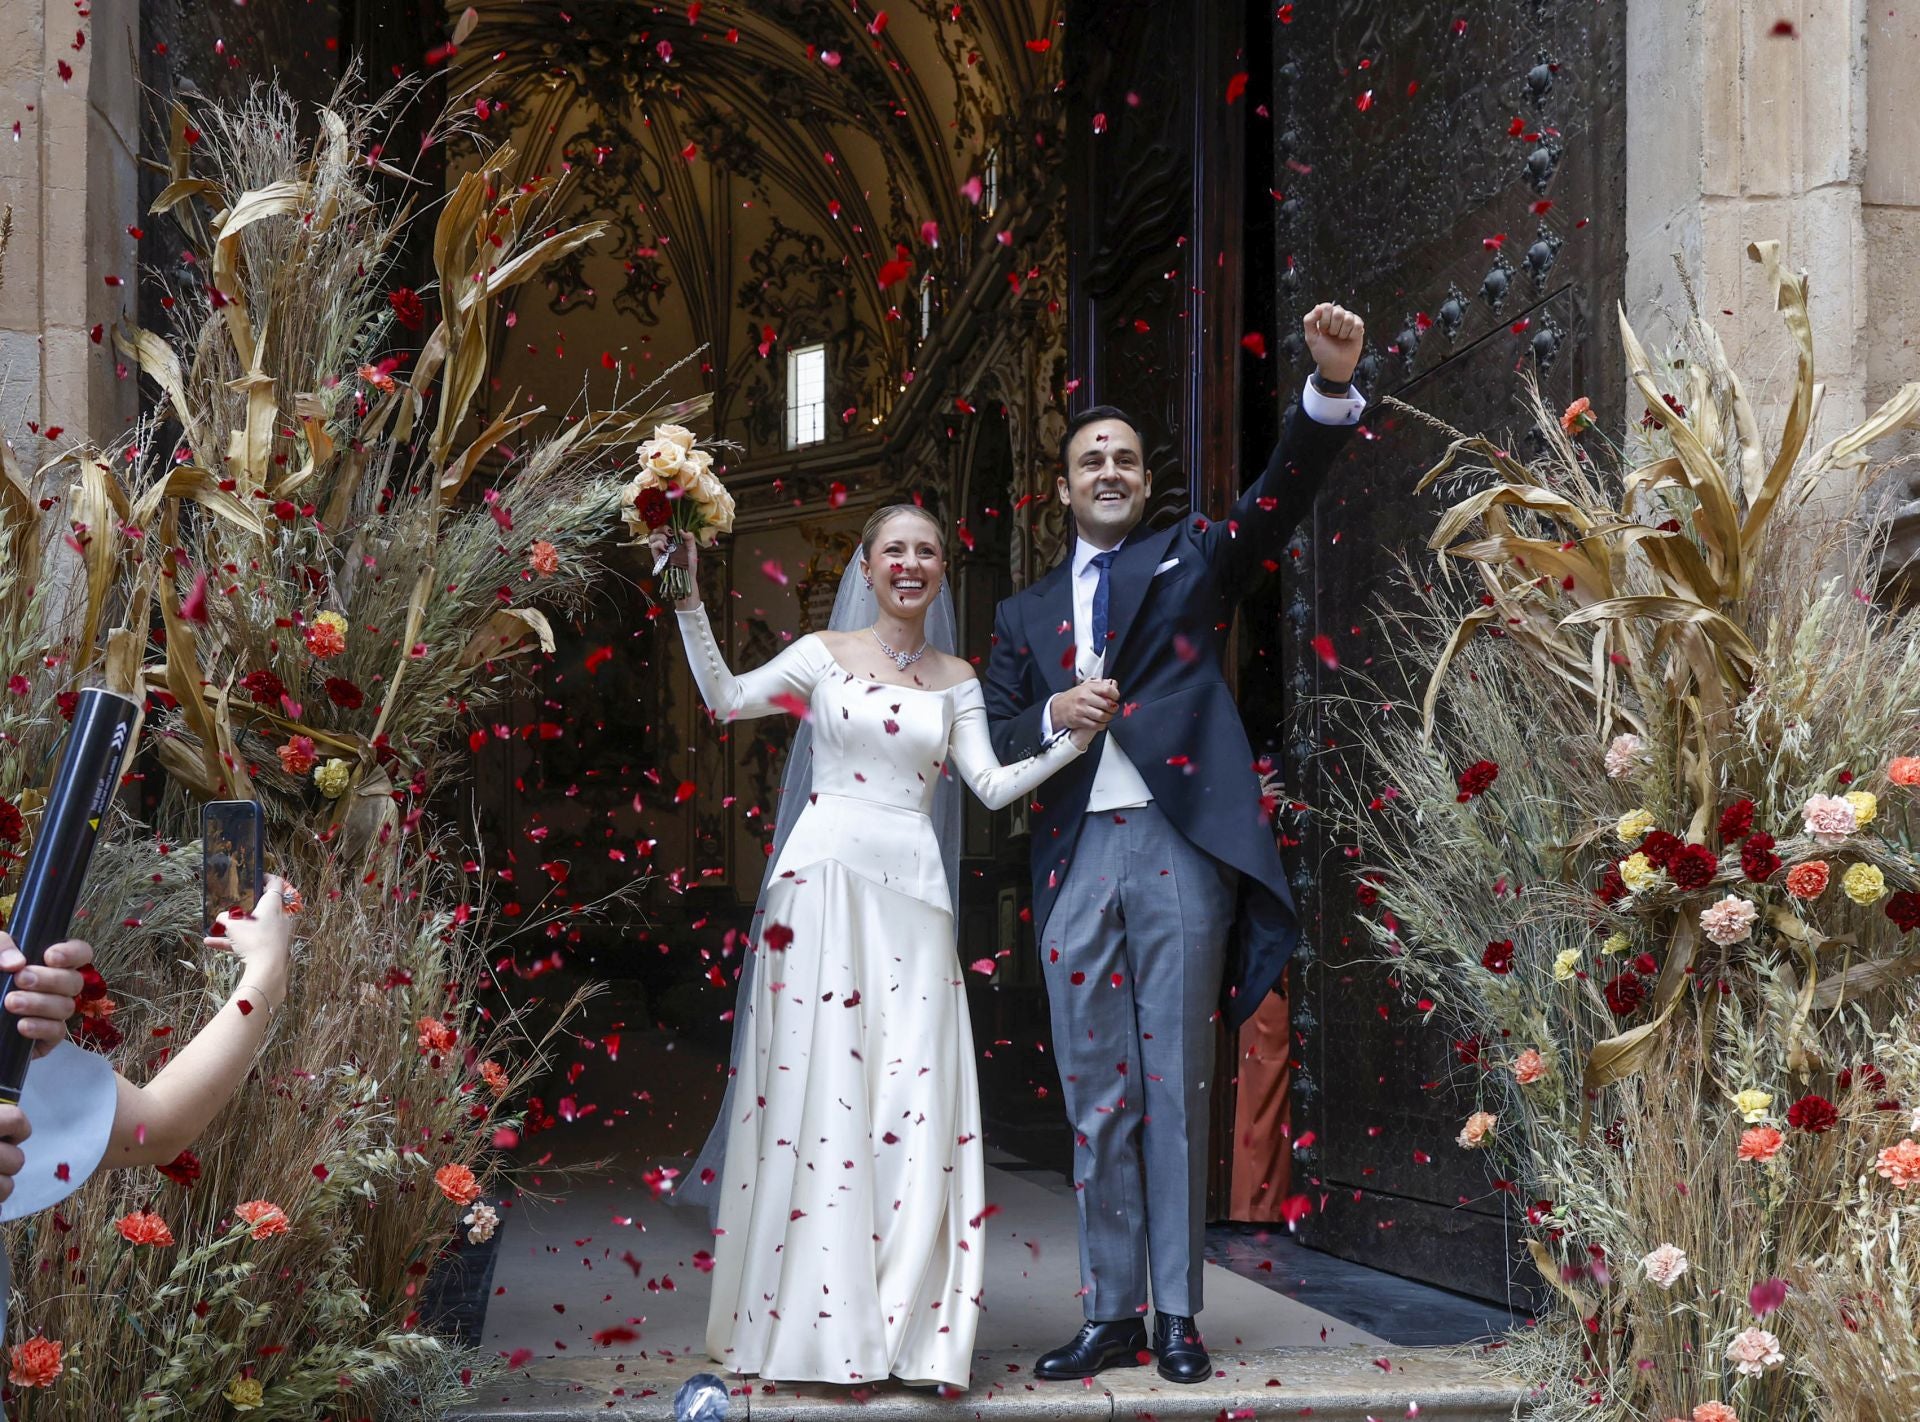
[676,606,1085,1388]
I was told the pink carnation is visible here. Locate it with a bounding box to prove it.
[1876,1137,1920,1190]
[1511,1048,1547,1085]
[1699,894,1757,946]
[1725,1326,1783,1376]
[1802,793,1858,846]
[1605,733,1644,779]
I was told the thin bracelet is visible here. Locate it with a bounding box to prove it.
[233,983,278,1020]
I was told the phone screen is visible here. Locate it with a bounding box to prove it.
[202,800,264,930]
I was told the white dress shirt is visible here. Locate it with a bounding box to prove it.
[1040,377,1366,815]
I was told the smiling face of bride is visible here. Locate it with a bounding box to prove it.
[859,506,947,623]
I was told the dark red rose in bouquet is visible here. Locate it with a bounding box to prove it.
[636,485,674,530]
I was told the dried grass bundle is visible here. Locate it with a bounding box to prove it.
[0,73,692,1417]
[1325,243,1920,1420]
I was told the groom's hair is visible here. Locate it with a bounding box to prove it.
[1058,404,1146,470]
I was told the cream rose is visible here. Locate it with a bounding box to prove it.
[654,423,698,453]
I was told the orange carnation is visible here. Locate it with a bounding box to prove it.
[114,1210,175,1247]
[1738,1126,1784,1163]
[528,540,560,576]
[1891,756,1920,787]
[276,735,317,776]
[1560,396,1594,435]
[417,1016,457,1054]
[1784,861,1829,899]
[234,1199,290,1240]
[8,1336,62,1388]
[435,1162,482,1206]
[478,1059,511,1096]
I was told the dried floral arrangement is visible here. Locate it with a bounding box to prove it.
[0,76,697,1417]
[1326,242,1920,1422]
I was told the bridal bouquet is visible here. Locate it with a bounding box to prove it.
[1324,241,1920,1421]
[620,425,735,602]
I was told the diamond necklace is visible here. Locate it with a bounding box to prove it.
[869,625,928,671]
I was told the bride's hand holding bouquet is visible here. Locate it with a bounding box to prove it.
[647,528,705,611]
[620,424,735,604]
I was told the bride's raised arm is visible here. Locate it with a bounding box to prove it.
[655,530,826,722]
[943,679,1090,811]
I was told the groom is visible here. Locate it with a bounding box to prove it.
[983,303,1366,1383]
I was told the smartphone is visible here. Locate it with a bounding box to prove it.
[202,800,264,931]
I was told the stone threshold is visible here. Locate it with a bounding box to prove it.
[452,1344,1527,1420]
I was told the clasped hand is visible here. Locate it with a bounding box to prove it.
[1054,678,1120,750]
[646,529,702,609]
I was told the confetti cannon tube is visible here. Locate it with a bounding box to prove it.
[0,687,140,1104]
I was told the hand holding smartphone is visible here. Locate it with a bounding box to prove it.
[202,800,264,932]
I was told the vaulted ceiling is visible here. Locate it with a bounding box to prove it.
[455,0,1062,460]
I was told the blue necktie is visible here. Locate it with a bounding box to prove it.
[1088,549,1118,661]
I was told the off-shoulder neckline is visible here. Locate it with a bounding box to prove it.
[811,637,974,696]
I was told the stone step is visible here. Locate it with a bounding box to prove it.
[451,1345,1526,1421]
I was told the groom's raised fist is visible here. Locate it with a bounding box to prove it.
[1303,302,1364,385]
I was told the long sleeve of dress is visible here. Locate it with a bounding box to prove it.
[675,605,824,722]
[945,680,1085,811]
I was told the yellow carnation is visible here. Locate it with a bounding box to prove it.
[313,758,353,800]
[1845,790,1879,828]
[1734,1088,1774,1124]
[1601,932,1630,956]
[1552,949,1582,982]
[1616,808,1655,841]
[225,1376,264,1411]
[1843,861,1887,905]
[1619,851,1659,892]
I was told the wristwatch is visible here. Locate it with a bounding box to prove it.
[1310,372,1353,396]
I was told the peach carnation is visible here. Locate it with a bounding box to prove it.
[276,735,317,777]
[1605,733,1644,779]
[7,1336,62,1388]
[1876,1137,1920,1190]
[1693,1406,1740,1422]
[416,1016,457,1055]
[1738,1126,1784,1163]
[478,1058,511,1096]
[1784,860,1829,899]
[1726,1326,1783,1376]
[1640,1242,1689,1288]
[1456,1110,1497,1149]
[1699,894,1758,946]
[1890,756,1920,787]
[435,1162,482,1206]
[528,540,560,576]
[1802,793,1858,845]
[234,1199,290,1240]
[114,1210,175,1247]
[1512,1048,1547,1085]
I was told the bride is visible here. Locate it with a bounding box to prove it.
[652,505,1113,1389]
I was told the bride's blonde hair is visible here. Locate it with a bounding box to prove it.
[860,503,946,560]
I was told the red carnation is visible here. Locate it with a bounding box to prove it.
[636,486,674,530]
[1668,843,1720,891]
[77,964,107,1004]
[54,691,78,721]
[1481,939,1515,974]
[1741,831,1781,882]
[388,286,427,332]
[1354,880,1379,908]
[1887,891,1920,933]
[157,1149,202,1187]
[1718,798,1755,841]
[0,798,20,845]
[1603,971,1647,1017]
[325,677,366,710]
[1454,1035,1488,1067]
[241,669,287,707]
[1839,1063,1888,1095]
[1633,952,1659,976]
[1596,863,1628,905]
[1636,830,1684,870]
[1786,1095,1838,1134]
[75,1013,121,1051]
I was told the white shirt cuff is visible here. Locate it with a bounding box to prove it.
[1040,696,1055,742]
[1300,376,1367,426]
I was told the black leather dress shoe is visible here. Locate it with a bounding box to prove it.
[1152,1313,1210,1383]
[1034,1318,1149,1380]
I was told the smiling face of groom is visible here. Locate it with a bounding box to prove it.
[1058,412,1151,551]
